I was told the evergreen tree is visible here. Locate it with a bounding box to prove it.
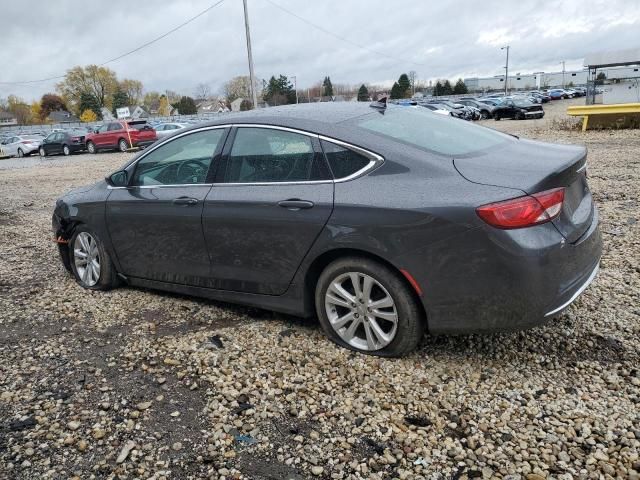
[111,87,130,115]
[322,76,334,97]
[263,75,295,106]
[442,80,454,95]
[172,96,198,115]
[357,84,369,102]
[390,82,402,99]
[397,73,411,97]
[434,81,443,96]
[453,78,468,94]
[79,92,102,119]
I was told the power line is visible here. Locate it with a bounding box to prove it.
[0,0,227,85]
[263,0,425,67]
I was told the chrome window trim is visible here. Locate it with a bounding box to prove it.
[107,123,384,189]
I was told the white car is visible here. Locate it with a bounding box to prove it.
[154,122,189,139]
[0,134,43,158]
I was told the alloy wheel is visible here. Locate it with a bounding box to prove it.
[324,272,398,351]
[63,145,70,156]
[18,149,24,158]
[73,232,101,287]
[39,147,45,157]
[87,142,95,154]
[119,140,128,152]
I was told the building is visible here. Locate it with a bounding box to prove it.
[464,65,640,92]
[0,111,18,127]
[47,110,80,123]
[585,48,640,105]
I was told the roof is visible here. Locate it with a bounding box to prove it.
[0,111,16,120]
[585,48,640,68]
[48,110,80,123]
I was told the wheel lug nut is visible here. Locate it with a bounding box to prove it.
[354,313,359,318]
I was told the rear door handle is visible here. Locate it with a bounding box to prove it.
[278,199,314,210]
[173,197,199,206]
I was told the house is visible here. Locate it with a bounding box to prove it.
[230,98,244,112]
[0,111,18,127]
[47,110,80,123]
[103,105,149,120]
[100,107,115,121]
[197,100,229,114]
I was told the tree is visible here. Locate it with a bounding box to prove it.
[79,93,102,119]
[80,109,98,123]
[408,71,417,95]
[390,82,402,99]
[111,87,130,115]
[240,99,253,111]
[30,101,41,122]
[40,93,67,120]
[453,78,468,95]
[120,79,143,105]
[143,91,162,112]
[357,84,369,102]
[194,83,212,101]
[441,80,454,95]
[223,76,252,103]
[434,80,443,96]
[7,95,33,125]
[595,72,607,85]
[56,65,118,112]
[172,96,197,115]
[397,73,411,98]
[158,95,171,116]
[322,76,334,97]
[263,75,295,106]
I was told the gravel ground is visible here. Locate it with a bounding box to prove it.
[1,99,638,480]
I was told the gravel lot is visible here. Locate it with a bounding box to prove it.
[1,99,638,480]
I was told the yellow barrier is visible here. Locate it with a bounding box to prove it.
[567,103,640,131]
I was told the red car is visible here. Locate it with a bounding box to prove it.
[85,120,157,154]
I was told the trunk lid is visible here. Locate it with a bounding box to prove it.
[454,138,593,243]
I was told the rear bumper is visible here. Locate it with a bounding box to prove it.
[544,262,599,317]
[134,139,156,148]
[525,111,544,118]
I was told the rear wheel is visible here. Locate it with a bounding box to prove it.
[87,141,96,154]
[69,226,118,290]
[494,113,501,121]
[62,145,70,156]
[315,257,425,357]
[516,111,525,120]
[480,110,490,120]
[17,148,24,158]
[118,139,129,152]
[39,146,46,157]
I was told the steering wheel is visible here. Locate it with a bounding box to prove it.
[176,160,205,184]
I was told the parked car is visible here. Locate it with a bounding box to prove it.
[547,89,571,100]
[493,98,544,120]
[478,97,503,107]
[52,102,601,356]
[419,104,452,116]
[85,120,157,154]
[0,134,43,157]
[426,100,474,120]
[38,130,86,157]
[154,122,189,139]
[455,99,495,119]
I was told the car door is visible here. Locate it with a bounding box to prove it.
[106,122,123,147]
[93,124,109,147]
[106,127,228,285]
[202,125,334,295]
[47,133,62,154]
[3,137,18,157]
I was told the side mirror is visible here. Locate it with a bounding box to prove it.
[107,170,128,187]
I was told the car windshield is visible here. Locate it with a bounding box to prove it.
[355,107,512,156]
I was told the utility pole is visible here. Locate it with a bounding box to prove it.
[560,60,566,88]
[501,45,510,96]
[242,0,258,109]
[291,75,298,104]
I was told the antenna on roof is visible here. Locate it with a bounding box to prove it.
[370,97,387,110]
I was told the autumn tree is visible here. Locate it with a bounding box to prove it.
[80,109,98,123]
[453,78,468,94]
[357,84,369,101]
[223,76,252,103]
[172,96,197,115]
[40,94,67,120]
[158,95,171,116]
[322,76,334,97]
[143,92,162,112]
[79,93,102,119]
[6,95,33,125]
[56,65,118,112]
[120,79,143,105]
[30,101,41,122]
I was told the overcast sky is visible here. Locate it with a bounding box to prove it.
[1,0,639,101]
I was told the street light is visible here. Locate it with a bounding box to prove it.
[501,45,510,96]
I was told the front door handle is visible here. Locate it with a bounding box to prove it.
[278,199,314,210]
[173,197,199,206]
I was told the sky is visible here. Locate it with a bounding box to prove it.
[1,0,639,101]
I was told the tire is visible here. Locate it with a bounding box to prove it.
[68,226,118,291]
[315,257,425,357]
[62,145,70,156]
[516,111,525,120]
[494,113,501,121]
[39,146,46,157]
[17,148,24,158]
[480,110,490,120]
[87,141,96,154]
[118,139,129,152]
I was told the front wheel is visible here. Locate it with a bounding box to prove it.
[315,257,425,357]
[118,139,129,152]
[69,226,118,290]
[17,148,24,158]
[516,111,525,120]
[39,146,46,157]
[86,141,96,154]
[62,145,70,156]
[494,113,501,121]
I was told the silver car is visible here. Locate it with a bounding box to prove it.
[0,134,44,158]
[154,122,189,139]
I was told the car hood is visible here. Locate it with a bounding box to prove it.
[64,180,104,197]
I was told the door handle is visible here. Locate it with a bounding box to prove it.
[173,197,199,206]
[278,199,314,210]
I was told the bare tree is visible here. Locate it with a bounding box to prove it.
[408,71,417,95]
[194,83,212,101]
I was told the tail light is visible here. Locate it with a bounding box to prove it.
[476,188,565,229]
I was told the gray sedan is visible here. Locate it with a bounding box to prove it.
[154,122,189,139]
[0,134,43,157]
[52,102,601,356]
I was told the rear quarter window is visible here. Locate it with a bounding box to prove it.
[321,140,371,179]
[355,107,511,156]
